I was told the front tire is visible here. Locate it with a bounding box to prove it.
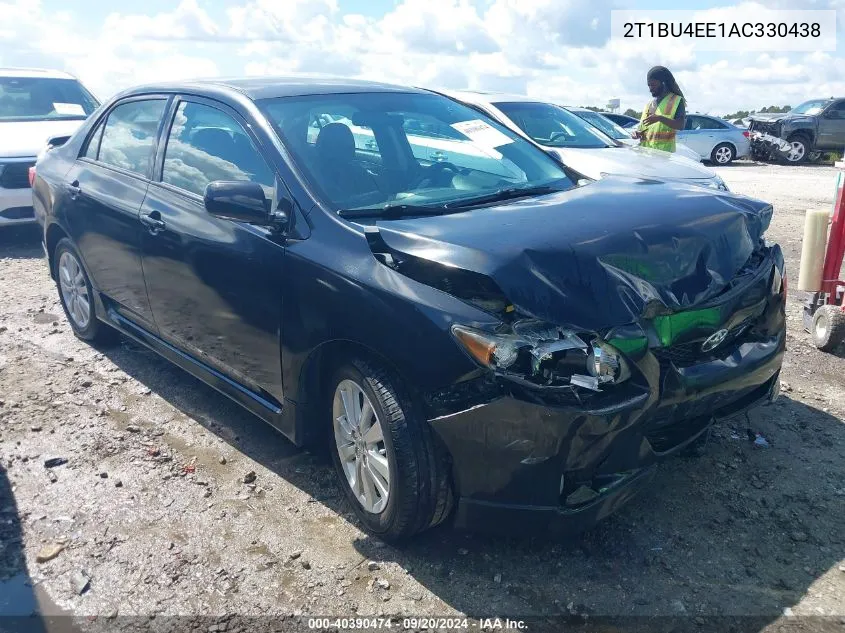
[710,143,735,165]
[328,358,453,541]
[54,238,115,344]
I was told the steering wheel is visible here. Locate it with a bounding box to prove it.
[548,132,570,144]
[417,161,461,188]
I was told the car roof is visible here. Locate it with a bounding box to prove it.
[0,67,79,80]
[122,76,426,101]
[689,113,728,121]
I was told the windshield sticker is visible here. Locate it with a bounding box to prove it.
[53,103,85,116]
[451,120,514,149]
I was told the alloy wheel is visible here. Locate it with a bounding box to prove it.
[58,251,91,329]
[714,146,732,164]
[332,379,390,514]
[786,141,806,162]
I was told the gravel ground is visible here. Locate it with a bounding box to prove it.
[1,160,844,633]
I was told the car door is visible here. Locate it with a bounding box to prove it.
[139,96,287,405]
[817,100,845,149]
[64,96,169,330]
[677,116,711,158]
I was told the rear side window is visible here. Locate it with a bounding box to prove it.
[98,99,166,176]
[82,121,104,159]
[161,101,274,198]
[688,116,727,131]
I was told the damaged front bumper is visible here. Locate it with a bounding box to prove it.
[749,130,792,160]
[429,247,786,536]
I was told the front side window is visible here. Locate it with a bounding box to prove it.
[98,99,167,176]
[161,101,275,198]
[0,77,98,122]
[493,102,613,149]
[825,101,845,118]
[260,92,571,216]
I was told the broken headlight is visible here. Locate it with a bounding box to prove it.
[451,321,629,390]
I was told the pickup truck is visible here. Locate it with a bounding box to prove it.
[748,98,845,163]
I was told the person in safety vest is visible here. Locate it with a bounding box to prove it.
[634,66,686,152]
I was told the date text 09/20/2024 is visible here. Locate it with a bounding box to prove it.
[307,618,527,630]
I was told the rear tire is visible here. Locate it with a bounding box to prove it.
[812,305,845,352]
[327,358,453,542]
[782,134,810,164]
[710,143,735,165]
[54,238,116,344]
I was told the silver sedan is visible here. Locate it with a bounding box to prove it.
[677,114,751,165]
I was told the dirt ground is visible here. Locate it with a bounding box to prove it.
[1,161,844,633]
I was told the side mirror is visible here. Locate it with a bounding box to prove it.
[46,134,71,148]
[204,181,276,226]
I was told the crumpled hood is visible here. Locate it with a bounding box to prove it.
[553,145,715,181]
[748,113,788,123]
[373,177,771,331]
[0,120,85,158]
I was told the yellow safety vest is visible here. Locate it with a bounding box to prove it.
[640,93,682,152]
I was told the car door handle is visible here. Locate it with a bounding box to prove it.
[68,180,80,200]
[140,212,166,234]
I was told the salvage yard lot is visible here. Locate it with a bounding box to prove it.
[1,161,844,630]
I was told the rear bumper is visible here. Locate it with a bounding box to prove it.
[734,136,751,158]
[0,189,35,226]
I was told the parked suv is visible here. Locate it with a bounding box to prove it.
[33,77,785,541]
[1,68,98,227]
[749,98,845,163]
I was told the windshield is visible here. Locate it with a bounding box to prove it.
[0,77,98,122]
[261,92,572,216]
[493,101,614,148]
[790,100,831,116]
[573,110,631,140]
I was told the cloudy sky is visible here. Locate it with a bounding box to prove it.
[1,0,843,115]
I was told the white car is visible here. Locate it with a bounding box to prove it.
[434,90,729,191]
[566,107,703,163]
[0,68,99,227]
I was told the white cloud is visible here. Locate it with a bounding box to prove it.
[0,0,842,115]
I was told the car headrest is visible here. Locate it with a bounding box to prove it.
[191,128,236,157]
[315,123,356,163]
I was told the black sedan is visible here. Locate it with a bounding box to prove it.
[32,77,786,541]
